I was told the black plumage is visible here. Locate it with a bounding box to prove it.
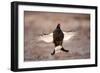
[51,24,69,55]
[53,24,64,46]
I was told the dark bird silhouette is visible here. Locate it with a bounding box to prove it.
[51,24,69,55]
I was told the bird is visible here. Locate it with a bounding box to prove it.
[51,24,69,55]
[38,24,77,55]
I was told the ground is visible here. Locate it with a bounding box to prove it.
[24,11,90,61]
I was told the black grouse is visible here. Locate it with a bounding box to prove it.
[51,24,69,55]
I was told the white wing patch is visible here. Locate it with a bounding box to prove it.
[38,32,76,43]
[63,32,76,41]
[39,33,53,43]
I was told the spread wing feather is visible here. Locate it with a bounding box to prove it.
[38,32,76,43]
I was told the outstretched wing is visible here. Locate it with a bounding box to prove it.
[63,32,76,41]
[38,32,76,43]
[38,33,53,43]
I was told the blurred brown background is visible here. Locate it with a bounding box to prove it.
[24,11,90,61]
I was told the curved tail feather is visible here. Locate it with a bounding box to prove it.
[61,47,69,52]
[51,46,69,55]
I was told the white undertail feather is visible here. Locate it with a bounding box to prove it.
[38,32,77,43]
[54,45,62,53]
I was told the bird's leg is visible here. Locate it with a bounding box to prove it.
[61,47,69,52]
[51,50,55,55]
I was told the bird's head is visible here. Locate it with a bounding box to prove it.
[57,24,60,29]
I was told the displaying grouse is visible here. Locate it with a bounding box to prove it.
[51,24,69,55]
